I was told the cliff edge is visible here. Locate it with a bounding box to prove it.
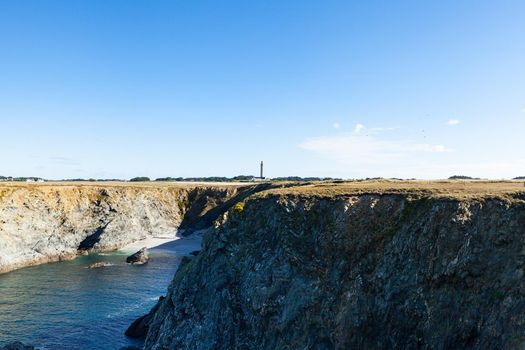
[144,181,525,349]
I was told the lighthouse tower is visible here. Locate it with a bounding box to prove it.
[260,161,265,179]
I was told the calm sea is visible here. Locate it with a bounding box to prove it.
[0,237,197,349]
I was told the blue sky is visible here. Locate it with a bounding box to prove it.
[0,0,524,179]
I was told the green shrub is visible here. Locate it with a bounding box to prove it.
[129,177,151,182]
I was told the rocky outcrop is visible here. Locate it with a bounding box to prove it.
[144,192,525,349]
[0,183,258,273]
[126,247,149,264]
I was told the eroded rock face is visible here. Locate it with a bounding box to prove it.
[0,184,255,273]
[144,194,525,350]
[126,247,149,265]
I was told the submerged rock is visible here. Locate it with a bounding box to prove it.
[88,261,112,269]
[125,296,165,338]
[126,247,149,265]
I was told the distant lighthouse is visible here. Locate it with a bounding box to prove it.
[260,161,264,179]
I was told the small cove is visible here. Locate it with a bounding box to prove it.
[0,235,201,349]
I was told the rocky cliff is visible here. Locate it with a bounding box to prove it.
[144,184,525,349]
[0,183,257,273]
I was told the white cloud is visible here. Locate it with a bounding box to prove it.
[353,123,365,133]
[447,119,460,126]
[300,132,453,167]
[333,122,340,129]
[298,124,525,179]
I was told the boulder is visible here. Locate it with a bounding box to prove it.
[126,247,149,265]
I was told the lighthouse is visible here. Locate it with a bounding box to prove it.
[260,161,265,179]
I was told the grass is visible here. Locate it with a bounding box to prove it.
[259,180,525,201]
[1,179,524,201]
[0,181,252,190]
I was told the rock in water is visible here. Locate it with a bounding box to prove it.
[125,296,165,338]
[126,247,149,264]
[88,261,112,269]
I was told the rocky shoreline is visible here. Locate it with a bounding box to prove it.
[3,181,525,348]
[0,183,259,273]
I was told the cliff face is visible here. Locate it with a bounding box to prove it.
[144,192,525,349]
[0,183,253,273]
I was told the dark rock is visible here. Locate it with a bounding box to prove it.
[180,256,193,267]
[125,314,149,338]
[126,247,149,264]
[0,342,34,350]
[125,296,165,339]
[119,346,141,350]
[189,250,200,256]
[143,195,525,350]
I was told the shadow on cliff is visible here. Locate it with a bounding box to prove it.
[77,222,110,252]
[178,183,276,235]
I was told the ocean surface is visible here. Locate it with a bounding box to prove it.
[0,236,200,350]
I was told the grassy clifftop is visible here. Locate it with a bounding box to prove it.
[2,179,524,199]
[261,180,525,201]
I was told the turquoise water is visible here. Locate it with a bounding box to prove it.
[0,240,193,350]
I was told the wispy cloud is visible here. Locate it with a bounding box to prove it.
[299,123,525,179]
[447,119,460,126]
[300,124,452,168]
[353,123,365,133]
[332,122,340,129]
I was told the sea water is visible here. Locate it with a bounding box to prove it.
[0,238,198,349]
